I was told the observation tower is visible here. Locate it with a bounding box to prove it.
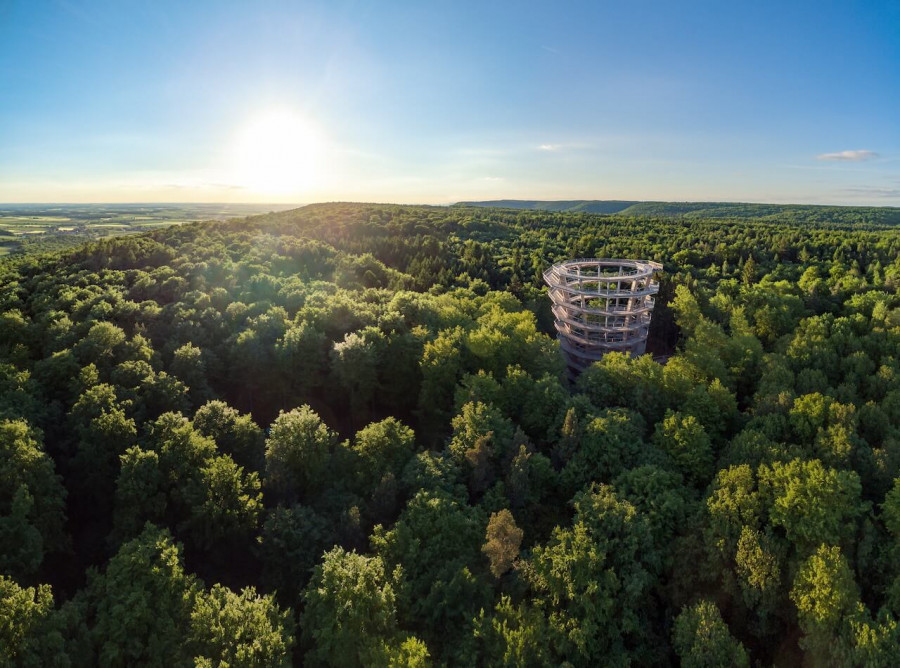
[544,258,662,378]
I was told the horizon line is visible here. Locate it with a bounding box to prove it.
[2,198,900,210]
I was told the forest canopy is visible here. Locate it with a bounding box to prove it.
[3,201,900,665]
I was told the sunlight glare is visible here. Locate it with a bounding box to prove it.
[232,110,322,196]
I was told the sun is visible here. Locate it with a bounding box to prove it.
[232,109,322,196]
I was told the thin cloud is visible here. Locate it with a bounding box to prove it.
[538,144,561,151]
[204,182,247,191]
[816,149,878,162]
[842,186,900,198]
[160,182,246,191]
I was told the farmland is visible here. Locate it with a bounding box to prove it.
[0,203,296,256]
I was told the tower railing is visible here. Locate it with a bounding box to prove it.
[544,258,662,378]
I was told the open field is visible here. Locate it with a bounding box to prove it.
[0,203,298,256]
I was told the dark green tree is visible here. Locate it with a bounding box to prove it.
[301,547,403,667]
[188,584,294,667]
[265,405,337,502]
[672,600,750,667]
[0,419,67,577]
[0,575,68,667]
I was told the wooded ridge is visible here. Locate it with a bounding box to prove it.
[3,201,900,665]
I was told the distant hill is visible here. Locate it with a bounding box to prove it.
[456,199,900,226]
[454,200,641,214]
[617,201,900,225]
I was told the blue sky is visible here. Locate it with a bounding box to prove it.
[1,0,898,204]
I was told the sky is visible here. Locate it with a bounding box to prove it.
[1,0,899,205]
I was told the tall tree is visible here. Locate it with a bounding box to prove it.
[301,547,403,667]
[672,600,750,668]
[265,405,337,503]
[0,419,67,577]
[0,576,68,667]
[188,584,294,667]
[482,509,523,578]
